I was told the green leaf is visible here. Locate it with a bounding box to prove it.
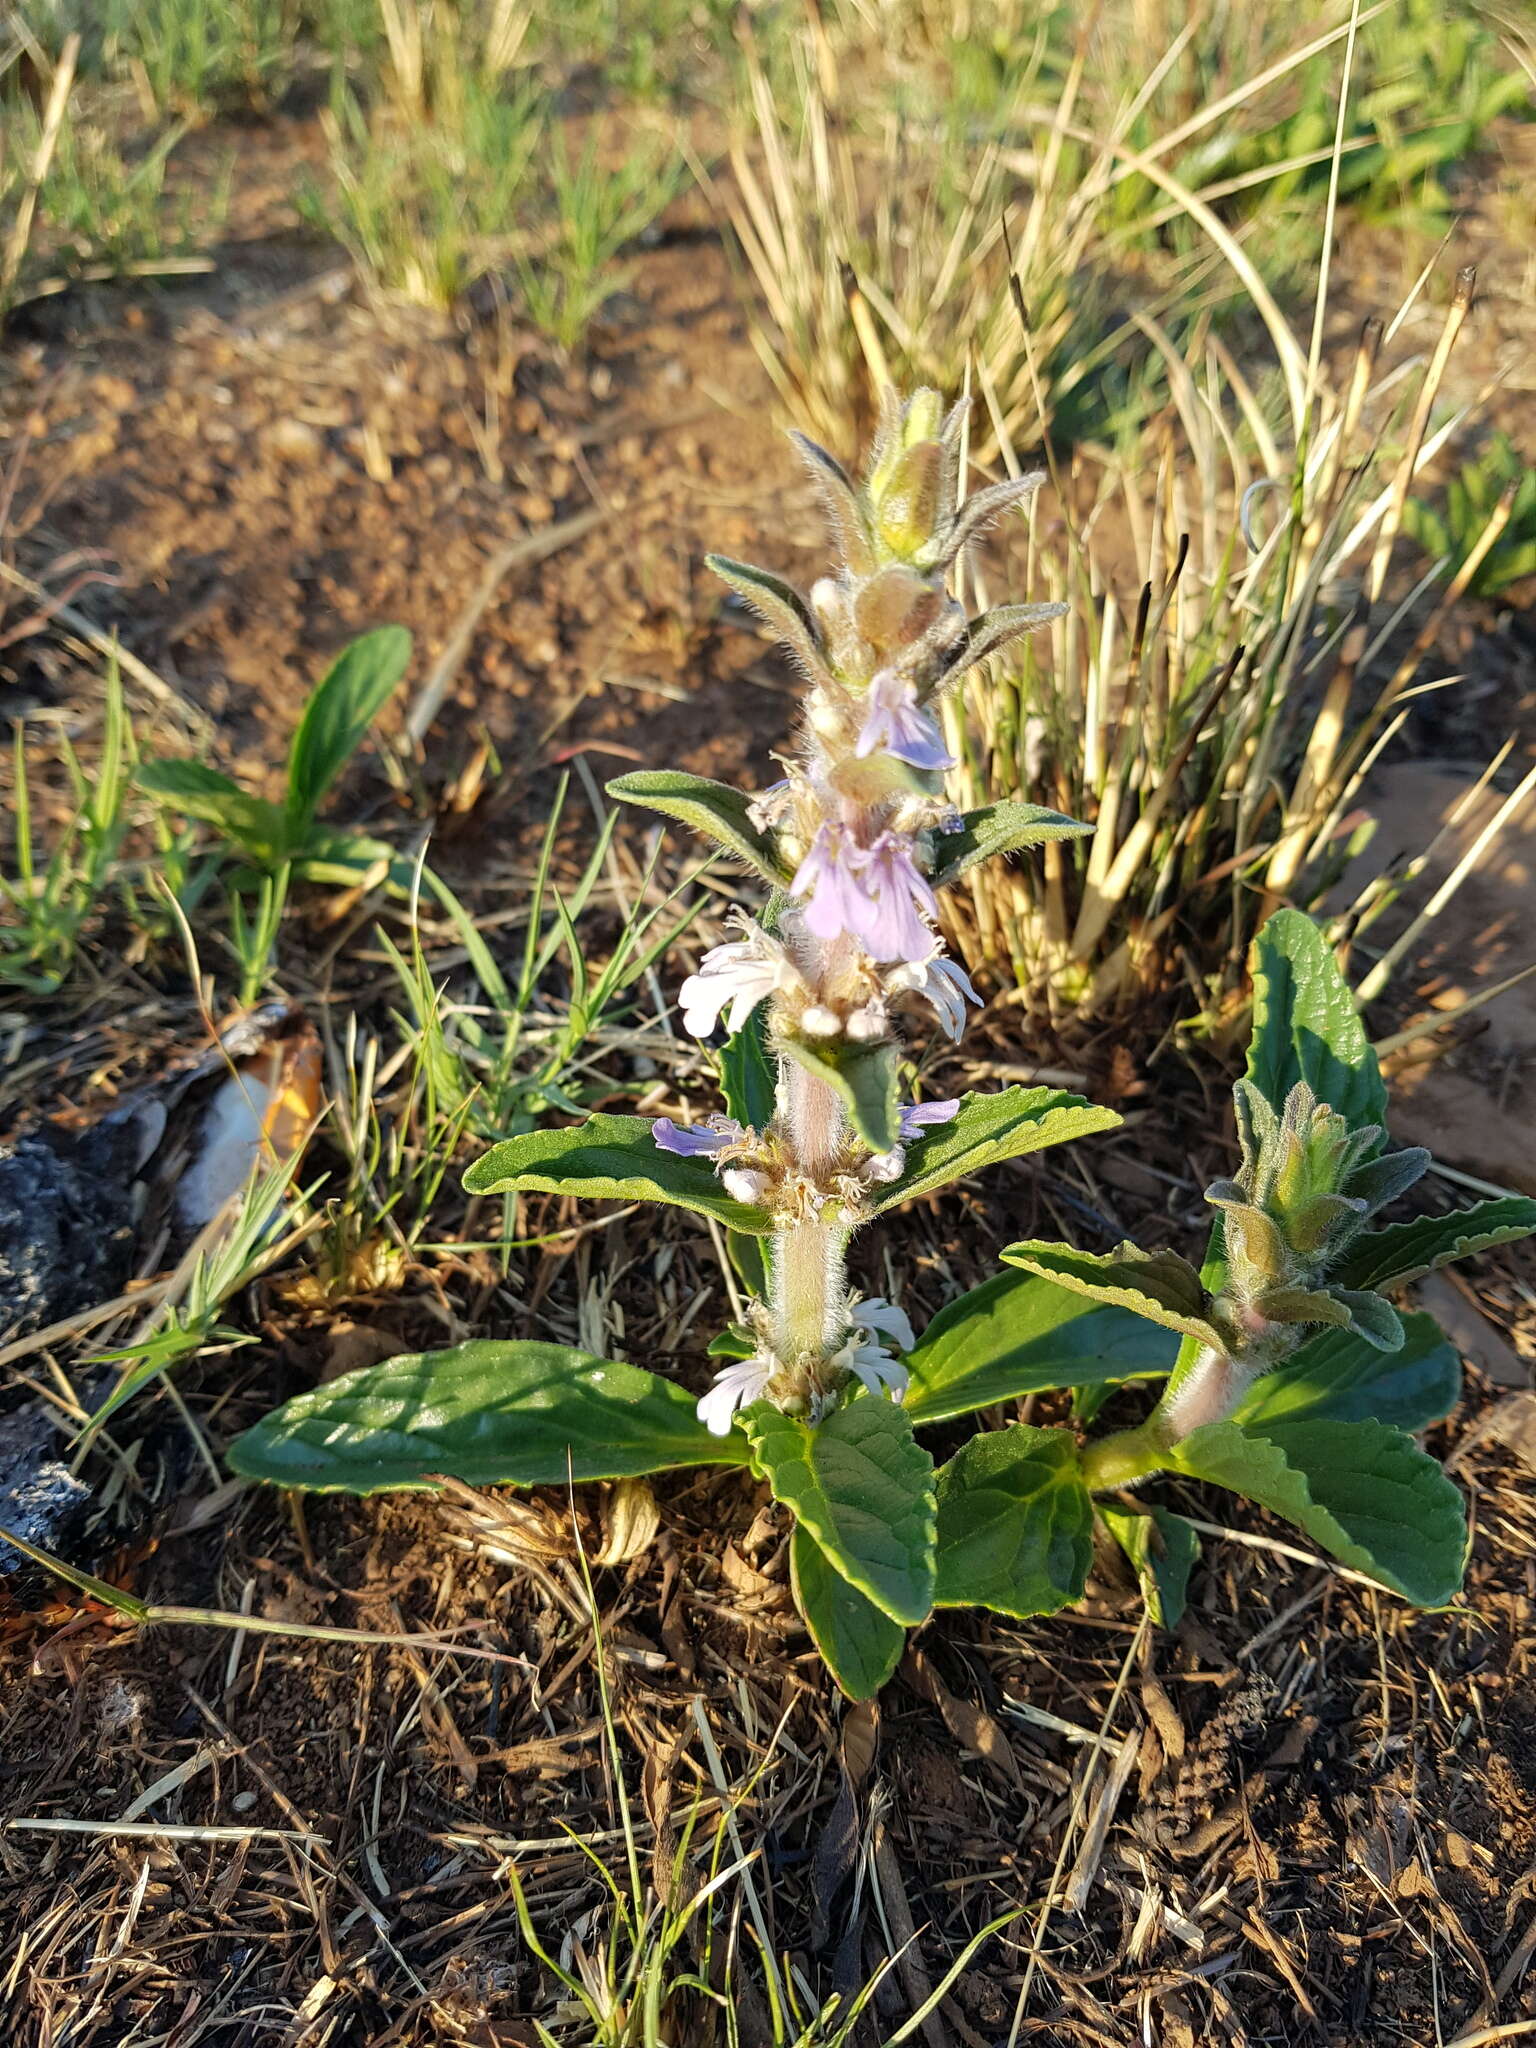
[728,1230,767,1295]
[1247,909,1387,1143]
[718,995,776,1131]
[285,626,412,829]
[744,1397,935,1625]
[707,1324,757,1359]
[781,1036,898,1152]
[1231,1312,1460,1434]
[869,1086,1120,1214]
[928,802,1090,887]
[1001,1241,1222,1348]
[932,1425,1093,1617]
[905,1269,1179,1426]
[228,1340,745,1492]
[706,551,826,678]
[790,1523,905,1700]
[135,760,290,862]
[463,1114,773,1233]
[606,770,790,885]
[1172,1415,1467,1606]
[1099,1503,1199,1628]
[1333,1197,1536,1293]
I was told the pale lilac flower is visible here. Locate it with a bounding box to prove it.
[679,934,796,1038]
[792,824,874,944]
[856,668,955,771]
[885,950,980,1041]
[792,824,937,963]
[858,833,939,961]
[697,1353,775,1436]
[897,1098,960,1140]
[652,1114,744,1157]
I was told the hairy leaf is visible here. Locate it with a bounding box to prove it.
[1232,1312,1460,1433]
[781,1036,899,1153]
[869,1087,1119,1215]
[706,552,827,679]
[1173,1415,1466,1606]
[1099,1502,1199,1627]
[905,1269,1178,1426]
[1247,909,1387,1143]
[606,769,789,885]
[1334,1198,1536,1293]
[933,1426,1093,1617]
[790,1524,905,1700]
[463,1114,773,1233]
[228,1341,744,1492]
[745,1397,935,1625]
[1002,1241,1222,1348]
[928,802,1089,887]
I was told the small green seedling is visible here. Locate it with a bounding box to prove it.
[136,625,411,999]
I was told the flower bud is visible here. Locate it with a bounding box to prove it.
[800,1004,842,1038]
[844,1005,887,1043]
[860,1147,906,1184]
[721,1167,769,1205]
[875,442,944,560]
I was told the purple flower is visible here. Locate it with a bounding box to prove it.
[791,825,938,964]
[856,669,955,771]
[652,1114,744,1157]
[792,825,874,944]
[897,1098,960,1141]
[859,834,939,961]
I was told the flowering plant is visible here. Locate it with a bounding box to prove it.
[233,393,1536,1698]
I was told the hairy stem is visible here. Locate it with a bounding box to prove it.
[769,1025,849,1361]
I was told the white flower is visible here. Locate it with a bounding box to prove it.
[884,949,980,1042]
[679,934,797,1038]
[852,1296,916,1352]
[697,1354,775,1436]
[833,1297,914,1404]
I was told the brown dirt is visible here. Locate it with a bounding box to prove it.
[6,97,1536,2048]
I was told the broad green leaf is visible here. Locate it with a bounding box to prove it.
[932,1425,1092,1617]
[1333,1197,1536,1294]
[1231,1312,1460,1433]
[1099,1503,1199,1627]
[928,802,1089,887]
[745,1397,935,1625]
[1247,909,1387,1143]
[228,1340,745,1492]
[905,1269,1178,1426]
[781,1036,898,1152]
[869,1086,1120,1214]
[790,1523,905,1700]
[463,1114,773,1233]
[285,626,412,829]
[1172,1415,1466,1606]
[1002,1241,1221,1348]
[290,826,400,886]
[135,760,290,862]
[718,996,776,1131]
[606,770,790,886]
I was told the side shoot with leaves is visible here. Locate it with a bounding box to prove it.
[230,397,1536,1698]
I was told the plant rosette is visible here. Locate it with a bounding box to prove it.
[230,399,1536,1699]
